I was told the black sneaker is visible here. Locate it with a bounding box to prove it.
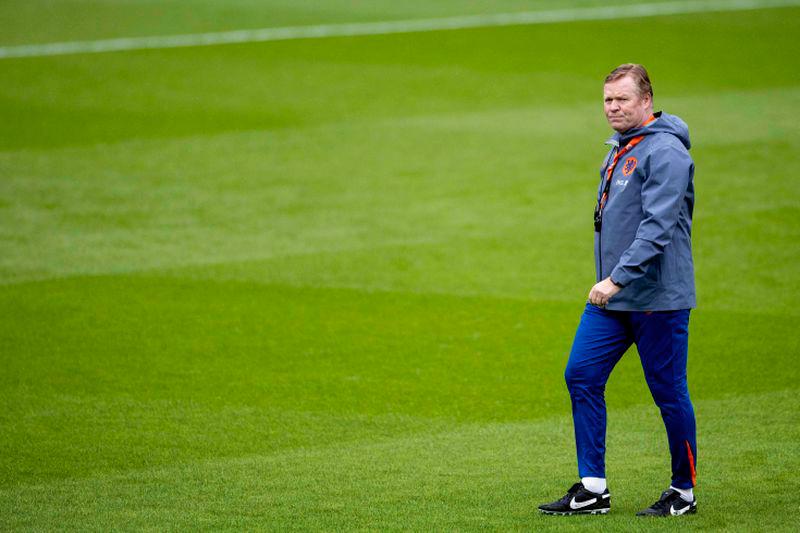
[538,482,610,515]
[636,488,697,516]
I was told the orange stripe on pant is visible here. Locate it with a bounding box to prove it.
[685,440,697,486]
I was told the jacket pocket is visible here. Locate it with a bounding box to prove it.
[643,256,662,284]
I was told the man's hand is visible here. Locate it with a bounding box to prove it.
[588,277,622,307]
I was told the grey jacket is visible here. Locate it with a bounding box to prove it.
[595,111,696,311]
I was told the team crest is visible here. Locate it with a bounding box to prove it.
[622,156,638,176]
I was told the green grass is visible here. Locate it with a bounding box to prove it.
[0,0,698,46]
[1,1,800,530]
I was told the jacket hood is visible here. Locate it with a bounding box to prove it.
[612,111,691,150]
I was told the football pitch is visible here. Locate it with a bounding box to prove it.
[1,0,799,530]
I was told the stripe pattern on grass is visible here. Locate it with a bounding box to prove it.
[1,0,799,59]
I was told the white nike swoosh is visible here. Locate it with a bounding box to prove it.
[670,504,690,516]
[569,497,598,510]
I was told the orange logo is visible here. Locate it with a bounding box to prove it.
[622,156,637,176]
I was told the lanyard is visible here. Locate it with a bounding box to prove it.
[594,115,655,231]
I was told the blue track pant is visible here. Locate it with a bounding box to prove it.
[565,303,697,489]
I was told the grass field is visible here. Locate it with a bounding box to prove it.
[1,1,799,530]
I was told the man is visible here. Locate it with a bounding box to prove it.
[538,64,698,517]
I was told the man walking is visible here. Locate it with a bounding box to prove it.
[538,64,698,517]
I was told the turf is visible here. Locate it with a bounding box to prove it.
[1,1,799,530]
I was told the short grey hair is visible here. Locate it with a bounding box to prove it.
[605,63,653,99]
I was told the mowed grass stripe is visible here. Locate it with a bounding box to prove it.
[2,0,799,58]
[2,87,798,314]
[2,390,797,530]
[2,275,798,485]
[3,8,797,150]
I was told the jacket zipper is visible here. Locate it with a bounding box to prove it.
[598,228,603,281]
[598,144,617,281]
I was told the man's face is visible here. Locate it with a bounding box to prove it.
[603,75,652,133]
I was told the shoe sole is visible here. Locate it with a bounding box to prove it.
[636,505,697,518]
[539,508,610,516]
[636,505,697,517]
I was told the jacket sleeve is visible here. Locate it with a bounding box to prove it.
[609,143,693,287]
